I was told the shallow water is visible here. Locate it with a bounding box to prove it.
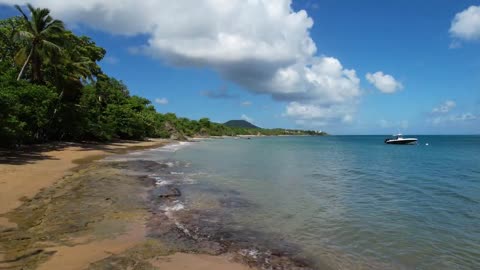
[129,136,480,269]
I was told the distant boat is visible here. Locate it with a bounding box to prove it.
[384,134,418,145]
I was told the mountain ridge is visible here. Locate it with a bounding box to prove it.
[223,120,260,129]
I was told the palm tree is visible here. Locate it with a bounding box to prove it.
[14,4,65,82]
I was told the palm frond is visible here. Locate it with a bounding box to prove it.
[29,5,41,34]
[14,5,29,22]
[42,20,65,35]
[37,9,52,31]
[14,30,34,42]
[40,39,62,52]
[14,4,34,33]
[14,46,28,66]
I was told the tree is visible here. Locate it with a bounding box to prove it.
[14,4,65,82]
[44,32,106,98]
[0,17,23,64]
[0,75,58,146]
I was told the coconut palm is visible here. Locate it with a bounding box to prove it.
[14,4,64,82]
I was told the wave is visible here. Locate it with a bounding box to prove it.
[149,141,192,153]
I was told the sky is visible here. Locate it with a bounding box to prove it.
[0,0,479,134]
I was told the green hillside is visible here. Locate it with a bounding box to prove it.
[223,120,260,129]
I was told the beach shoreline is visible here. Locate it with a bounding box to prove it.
[0,139,172,222]
[0,139,253,270]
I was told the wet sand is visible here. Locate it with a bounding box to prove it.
[0,139,170,222]
[0,139,252,270]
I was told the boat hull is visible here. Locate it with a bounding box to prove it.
[385,139,417,145]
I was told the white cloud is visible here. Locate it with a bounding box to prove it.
[5,0,363,126]
[267,56,361,104]
[283,102,354,126]
[154,97,168,105]
[429,101,476,125]
[366,71,403,93]
[241,101,252,106]
[430,113,477,125]
[241,114,254,123]
[450,5,480,41]
[432,100,456,113]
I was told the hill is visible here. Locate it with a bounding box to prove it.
[223,120,260,129]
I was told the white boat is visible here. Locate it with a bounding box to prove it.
[384,134,418,145]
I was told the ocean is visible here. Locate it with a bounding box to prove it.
[125,136,480,269]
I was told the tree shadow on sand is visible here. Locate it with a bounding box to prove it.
[0,140,156,165]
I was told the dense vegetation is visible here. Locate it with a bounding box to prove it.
[0,5,325,148]
[224,120,260,129]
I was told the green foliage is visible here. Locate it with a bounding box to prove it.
[224,120,259,129]
[14,4,65,82]
[0,5,325,148]
[0,74,58,146]
[74,77,161,141]
[0,16,23,64]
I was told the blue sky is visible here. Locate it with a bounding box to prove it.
[1,0,479,134]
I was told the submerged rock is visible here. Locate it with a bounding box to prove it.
[109,160,170,173]
[218,196,256,209]
[157,186,181,198]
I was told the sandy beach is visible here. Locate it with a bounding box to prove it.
[0,139,252,270]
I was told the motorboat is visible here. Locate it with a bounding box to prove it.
[384,134,418,145]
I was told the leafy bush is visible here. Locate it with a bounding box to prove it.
[0,78,58,146]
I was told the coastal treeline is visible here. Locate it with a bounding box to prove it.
[0,5,324,148]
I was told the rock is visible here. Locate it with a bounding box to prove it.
[157,186,181,198]
[219,197,255,209]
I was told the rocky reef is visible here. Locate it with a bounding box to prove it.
[0,158,316,270]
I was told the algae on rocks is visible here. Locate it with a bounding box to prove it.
[0,162,155,270]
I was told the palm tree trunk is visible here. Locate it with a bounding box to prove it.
[32,53,42,83]
[17,46,33,81]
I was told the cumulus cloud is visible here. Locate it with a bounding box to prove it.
[241,114,254,123]
[267,57,361,103]
[283,102,354,126]
[432,100,456,113]
[366,71,403,93]
[278,57,361,125]
[154,97,168,105]
[5,0,363,126]
[450,5,480,41]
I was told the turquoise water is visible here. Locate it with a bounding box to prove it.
[156,136,480,269]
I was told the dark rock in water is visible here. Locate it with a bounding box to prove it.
[219,197,256,209]
[109,160,170,173]
[145,206,315,270]
[157,186,181,198]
